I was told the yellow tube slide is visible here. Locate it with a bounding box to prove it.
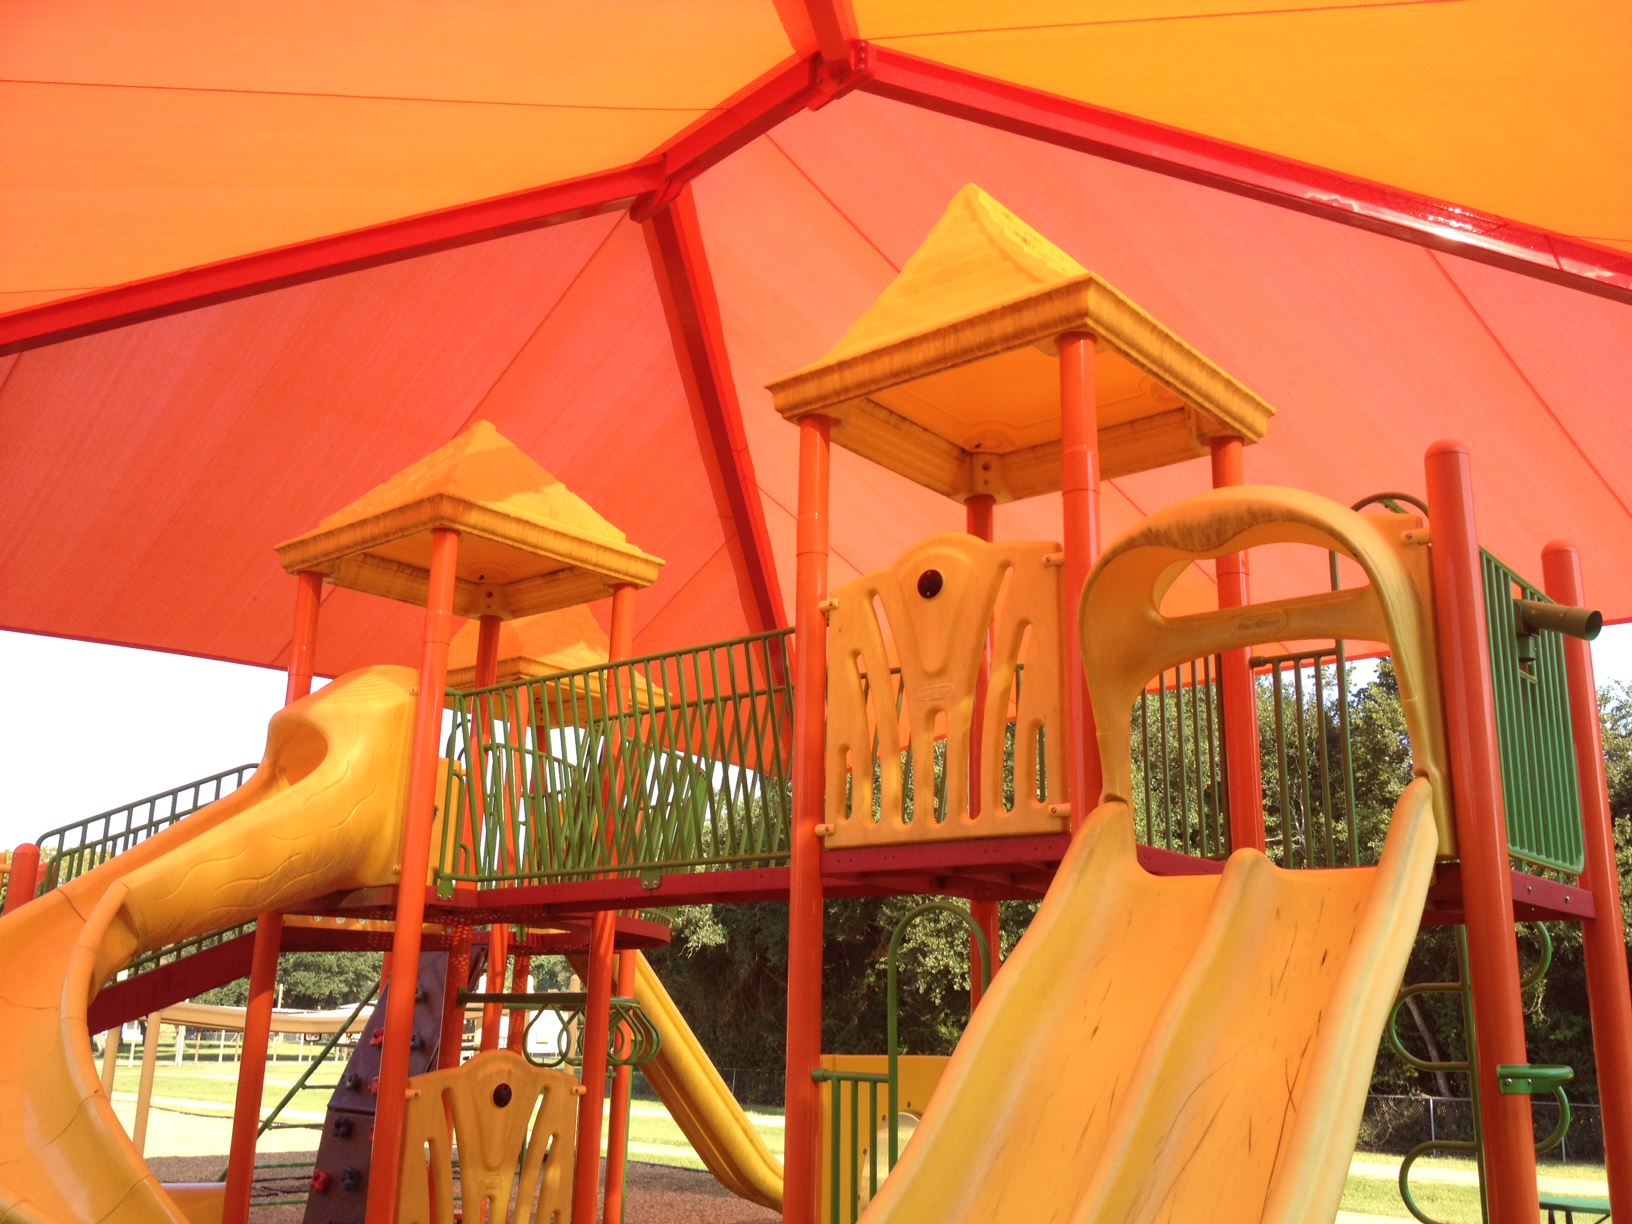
[0,666,418,1224]
[858,780,1439,1224]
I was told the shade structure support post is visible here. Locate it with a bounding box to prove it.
[643,183,786,635]
[603,948,639,1224]
[1423,442,1538,1224]
[365,528,461,1224]
[597,583,639,1224]
[1058,333,1102,829]
[1542,541,1632,1213]
[507,956,532,1053]
[133,1012,161,1156]
[2,843,39,914]
[1209,438,1265,853]
[964,493,1001,1007]
[224,569,322,1224]
[784,415,832,1224]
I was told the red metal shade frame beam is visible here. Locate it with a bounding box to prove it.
[0,49,865,356]
[644,184,787,632]
[862,47,1632,307]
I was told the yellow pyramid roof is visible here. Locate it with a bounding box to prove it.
[767,185,1274,504]
[276,421,663,617]
[445,605,609,689]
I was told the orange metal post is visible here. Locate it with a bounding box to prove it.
[1543,541,1632,1212]
[783,415,831,1224]
[366,529,460,1224]
[224,570,321,1224]
[1058,333,1102,828]
[507,955,532,1053]
[603,947,639,1224]
[1210,438,1266,852]
[438,933,471,1070]
[469,615,514,1053]
[2,843,39,914]
[1423,442,1537,1224]
[580,584,638,1224]
[965,493,1001,1006]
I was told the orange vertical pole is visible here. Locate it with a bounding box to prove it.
[965,493,1001,1007]
[469,615,512,1053]
[1210,438,1266,853]
[224,569,321,1224]
[580,584,638,1224]
[603,946,638,1224]
[783,415,831,1224]
[507,955,532,1053]
[1542,541,1632,1214]
[2,843,39,914]
[366,529,460,1224]
[1058,333,1102,829]
[1423,442,1537,1224]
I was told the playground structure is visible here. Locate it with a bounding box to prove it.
[0,185,1629,1224]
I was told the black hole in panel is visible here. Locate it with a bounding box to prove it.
[493,1082,513,1107]
[917,569,944,599]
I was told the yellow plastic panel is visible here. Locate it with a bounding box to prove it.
[398,1050,575,1224]
[825,534,1065,847]
[0,666,416,1224]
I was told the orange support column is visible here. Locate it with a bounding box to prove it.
[1423,442,1537,1224]
[1210,438,1265,852]
[2,843,39,914]
[783,415,831,1224]
[578,584,638,1224]
[603,947,638,1224]
[1058,333,1102,828]
[965,493,1001,1006]
[223,569,320,1224]
[366,529,460,1224]
[1543,541,1632,1213]
[507,956,532,1053]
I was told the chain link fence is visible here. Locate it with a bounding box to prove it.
[1362,1094,1603,1164]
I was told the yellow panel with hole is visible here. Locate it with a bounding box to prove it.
[824,534,1066,847]
[398,1049,576,1224]
[1081,485,1452,856]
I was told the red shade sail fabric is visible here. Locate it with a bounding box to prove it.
[0,6,1628,672]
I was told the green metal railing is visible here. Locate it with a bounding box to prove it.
[439,630,795,889]
[1257,648,1364,870]
[35,764,258,892]
[1130,656,1229,860]
[1480,550,1586,874]
[813,902,991,1224]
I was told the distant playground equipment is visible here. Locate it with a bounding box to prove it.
[0,185,1627,1224]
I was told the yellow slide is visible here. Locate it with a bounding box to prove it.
[860,487,1450,1223]
[563,952,785,1209]
[0,666,419,1224]
[628,953,783,1209]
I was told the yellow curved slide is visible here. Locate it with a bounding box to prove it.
[628,953,783,1209]
[0,666,418,1224]
[860,783,1438,1224]
[564,952,784,1210]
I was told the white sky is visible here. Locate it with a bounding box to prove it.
[6,624,1632,851]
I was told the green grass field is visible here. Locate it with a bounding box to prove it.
[118,1044,1607,1219]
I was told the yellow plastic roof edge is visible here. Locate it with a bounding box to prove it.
[274,493,664,589]
[444,653,607,690]
[766,273,1275,444]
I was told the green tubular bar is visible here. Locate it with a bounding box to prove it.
[810,1069,890,1224]
[1131,657,1229,862]
[439,631,794,889]
[458,991,661,1069]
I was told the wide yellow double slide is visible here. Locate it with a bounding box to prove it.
[0,666,419,1224]
[861,487,1448,1223]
